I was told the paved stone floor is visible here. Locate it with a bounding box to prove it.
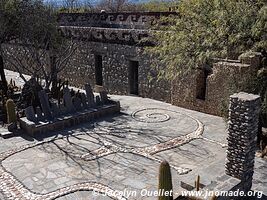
[0,70,266,199]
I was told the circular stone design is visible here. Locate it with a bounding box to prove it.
[132,108,171,123]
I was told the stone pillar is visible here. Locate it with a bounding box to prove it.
[225,92,261,191]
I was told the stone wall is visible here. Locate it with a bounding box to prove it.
[171,53,262,116]
[60,41,171,102]
[62,44,262,117]
[59,14,264,116]
[58,12,178,29]
[3,12,264,117]
[4,41,262,116]
[60,26,153,46]
[225,92,261,191]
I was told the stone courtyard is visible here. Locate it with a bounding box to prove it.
[0,86,266,199]
[1,2,267,199]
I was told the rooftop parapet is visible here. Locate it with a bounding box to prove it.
[59,26,154,46]
[58,12,178,29]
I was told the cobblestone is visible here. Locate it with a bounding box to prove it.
[1,95,264,199]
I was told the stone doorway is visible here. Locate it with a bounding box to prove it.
[196,68,210,100]
[94,55,103,86]
[129,60,139,95]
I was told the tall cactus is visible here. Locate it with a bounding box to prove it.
[6,99,16,124]
[195,175,200,191]
[158,160,173,200]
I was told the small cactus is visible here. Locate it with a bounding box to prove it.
[195,175,200,191]
[158,160,173,200]
[6,99,16,124]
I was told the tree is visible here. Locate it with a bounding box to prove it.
[0,0,53,94]
[147,0,267,129]
[1,0,78,91]
[2,39,77,89]
[58,0,94,13]
[0,0,22,95]
[140,0,177,12]
[97,0,128,12]
[1,0,51,84]
[148,0,267,79]
[63,0,79,11]
[0,0,22,43]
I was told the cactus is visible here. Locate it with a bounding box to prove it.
[158,160,173,200]
[6,99,16,124]
[195,175,200,191]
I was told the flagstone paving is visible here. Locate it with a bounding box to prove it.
[0,94,266,199]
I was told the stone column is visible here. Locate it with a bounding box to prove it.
[225,92,261,191]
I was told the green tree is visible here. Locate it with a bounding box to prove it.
[148,0,267,79]
[147,0,267,127]
[0,0,55,93]
[1,0,77,92]
[140,0,176,12]
[0,0,22,94]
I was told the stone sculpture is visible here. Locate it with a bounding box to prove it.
[25,106,36,122]
[63,87,75,113]
[38,90,53,120]
[85,83,95,107]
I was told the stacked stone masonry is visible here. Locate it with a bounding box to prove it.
[60,26,153,46]
[225,92,261,191]
[58,12,178,29]
[3,12,264,116]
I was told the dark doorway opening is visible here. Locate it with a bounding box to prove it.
[129,61,139,95]
[95,55,103,86]
[196,68,210,100]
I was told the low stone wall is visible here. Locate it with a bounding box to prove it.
[202,174,241,200]
[19,102,120,135]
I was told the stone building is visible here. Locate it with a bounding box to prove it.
[4,12,264,116]
[58,12,263,116]
[58,12,175,103]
